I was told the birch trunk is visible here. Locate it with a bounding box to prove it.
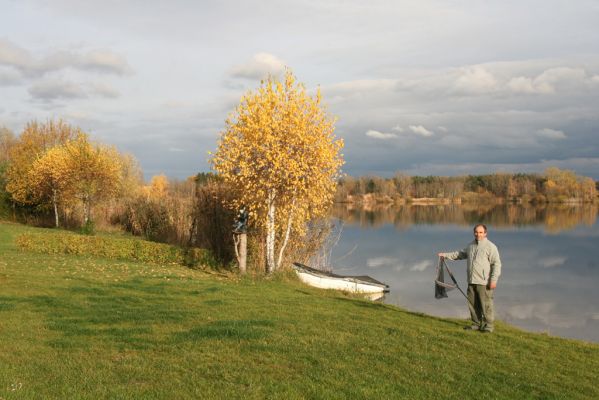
[52,189,59,228]
[276,197,295,270]
[83,195,91,225]
[266,190,276,274]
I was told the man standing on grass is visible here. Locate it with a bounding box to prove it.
[438,224,502,333]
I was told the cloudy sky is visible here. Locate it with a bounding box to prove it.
[1,0,599,179]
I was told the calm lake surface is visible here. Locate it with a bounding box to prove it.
[329,203,599,343]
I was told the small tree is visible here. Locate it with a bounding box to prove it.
[28,146,73,227]
[6,120,80,206]
[144,174,169,201]
[211,70,344,273]
[63,134,122,226]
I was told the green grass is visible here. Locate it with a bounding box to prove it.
[0,221,598,399]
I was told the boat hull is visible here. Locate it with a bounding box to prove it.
[293,263,389,294]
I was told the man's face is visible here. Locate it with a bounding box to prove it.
[474,226,487,241]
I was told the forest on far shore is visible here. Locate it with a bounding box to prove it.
[335,168,598,204]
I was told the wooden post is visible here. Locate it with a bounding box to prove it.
[239,233,247,274]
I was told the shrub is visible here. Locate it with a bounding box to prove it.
[189,178,236,266]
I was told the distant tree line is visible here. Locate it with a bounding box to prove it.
[336,169,598,204]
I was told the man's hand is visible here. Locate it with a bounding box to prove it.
[488,281,497,290]
[437,253,444,259]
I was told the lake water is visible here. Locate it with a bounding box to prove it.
[329,203,599,343]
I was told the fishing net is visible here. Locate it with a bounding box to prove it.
[435,257,458,299]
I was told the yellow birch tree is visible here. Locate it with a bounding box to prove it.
[144,174,169,201]
[63,133,122,226]
[28,145,73,227]
[6,120,80,205]
[210,70,344,273]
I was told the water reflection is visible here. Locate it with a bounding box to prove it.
[334,203,598,233]
[330,203,599,343]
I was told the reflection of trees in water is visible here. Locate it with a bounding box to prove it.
[333,203,598,233]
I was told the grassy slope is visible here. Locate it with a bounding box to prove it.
[0,222,598,399]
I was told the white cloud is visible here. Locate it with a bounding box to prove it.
[454,65,497,94]
[437,126,448,132]
[536,67,587,88]
[539,256,566,268]
[229,52,286,80]
[409,260,433,272]
[365,129,397,140]
[508,67,589,94]
[392,125,404,132]
[508,76,544,94]
[536,128,566,140]
[409,125,434,137]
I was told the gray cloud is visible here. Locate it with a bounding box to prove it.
[0,38,32,72]
[537,128,567,140]
[89,83,120,98]
[28,80,87,100]
[77,50,132,75]
[27,80,121,102]
[0,39,131,78]
[0,68,22,86]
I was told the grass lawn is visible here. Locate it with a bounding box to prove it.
[1,221,598,399]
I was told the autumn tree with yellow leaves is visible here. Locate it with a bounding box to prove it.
[211,71,344,273]
[6,120,80,206]
[62,134,122,226]
[143,174,170,201]
[5,120,125,229]
[29,145,73,227]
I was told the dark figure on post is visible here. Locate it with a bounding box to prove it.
[233,206,249,234]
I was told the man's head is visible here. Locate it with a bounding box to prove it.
[473,224,487,242]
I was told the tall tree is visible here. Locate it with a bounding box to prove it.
[6,120,80,205]
[145,174,169,201]
[0,126,16,164]
[63,134,122,225]
[211,70,344,273]
[28,145,73,227]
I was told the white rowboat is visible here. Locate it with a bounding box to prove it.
[292,262,390,295]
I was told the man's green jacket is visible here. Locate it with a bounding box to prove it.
[441,238,502,285]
